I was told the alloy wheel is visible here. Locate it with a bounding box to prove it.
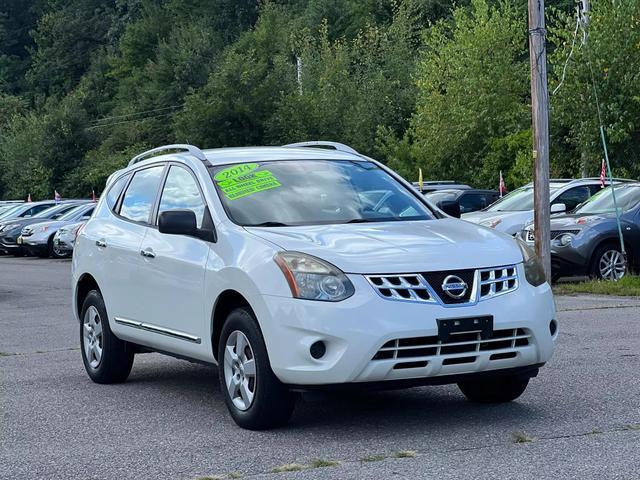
[598,249,626,280]
[83,305,103,368]
[223,330,256,411]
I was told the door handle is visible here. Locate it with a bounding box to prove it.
[140,248,156,259]
[95,240,107,248]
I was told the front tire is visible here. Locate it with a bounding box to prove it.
[458,375,529,403]
[218,307,296,430]
[590,243,626,280]
[80,290,134,384]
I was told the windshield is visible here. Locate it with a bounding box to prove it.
[576,185,640,214]
[210,160,434,226]
[486,186,559,212]
[33,204,71,218]
[0,205,22,219]
[425,191,458,204]
[59,205,87,221]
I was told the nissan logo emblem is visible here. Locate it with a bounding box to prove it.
[441,275,468,299]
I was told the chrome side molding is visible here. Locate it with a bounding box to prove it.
[114,317,201,344]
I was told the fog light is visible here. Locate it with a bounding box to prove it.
[549,319,558,336]
[310,341,326,359]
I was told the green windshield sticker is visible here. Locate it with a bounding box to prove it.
[214,163,259,182]
[215,165,281,200]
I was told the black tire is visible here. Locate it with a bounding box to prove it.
[589,242,626,280]
[80,290,134,384]
[458,375,529,403]
[49,235,70,259]
[218,307,296,430]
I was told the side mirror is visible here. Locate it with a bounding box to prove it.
[159,209,198,236]
[158,209,215,242]
[551,203,566,214]
[437,200,461,218]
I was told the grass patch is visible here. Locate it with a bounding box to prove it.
[553,275,640,296]
[393,450,417,458]
[361,454,387,463]
[309,459,340,469]
[512,431,536,444]
[623,424,640,431]
[590,428,603,435]
[227,473,242,479]
[271,464,306,473]
[195,476,225,480]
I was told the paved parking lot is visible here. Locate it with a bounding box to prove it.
[1,256,639,480]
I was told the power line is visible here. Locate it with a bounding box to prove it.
[89,104,185,125]
[86,111,178,130]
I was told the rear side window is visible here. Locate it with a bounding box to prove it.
[119,166,165,224]
[106,174,131,210]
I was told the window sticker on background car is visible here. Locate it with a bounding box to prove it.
[214,163,281,200]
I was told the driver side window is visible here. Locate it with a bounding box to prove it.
[158,166,206,228]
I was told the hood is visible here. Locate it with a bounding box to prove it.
[24,220,70,233]
[245,219,523,274]
[463,210,533,235]
[0,217,51,233]
[548,212,614,231]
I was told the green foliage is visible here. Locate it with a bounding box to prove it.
[0,0,639,199]
[398,0,530,186]
[549,0,640,179]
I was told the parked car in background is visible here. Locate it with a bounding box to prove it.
[21,203,96,258]
[412,180,471,193]
[521,183,640,281]
[0,202,88,256]
[462,178,635,235]
[426,189,500,214]
[0,200,58,222]
[52,221,85,257]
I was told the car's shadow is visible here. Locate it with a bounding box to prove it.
[124,355,543,434]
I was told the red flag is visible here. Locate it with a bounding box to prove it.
[600,159,606,188]
[54,190,61,203]
[91,190,97,203]
[27,193,32,202]
[499,171,506,197]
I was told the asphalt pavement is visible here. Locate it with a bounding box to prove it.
[1,256,639,480]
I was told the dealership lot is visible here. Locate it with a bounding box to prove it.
[1,257,639,480]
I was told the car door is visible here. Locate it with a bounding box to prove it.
[135,164,211,357]
[96,165,167,345]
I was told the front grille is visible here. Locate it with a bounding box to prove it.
[422,269,475,304]
[478,266,518,300]
[366,275,434,303]
[366,265,519,305]
[372,328,531,367]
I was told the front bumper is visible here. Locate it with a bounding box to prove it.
[257,264,557,386]
[0,234,24,254]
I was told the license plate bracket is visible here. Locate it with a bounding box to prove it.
[437,315,493,342]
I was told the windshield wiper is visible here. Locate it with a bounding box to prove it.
[244,221,291,227]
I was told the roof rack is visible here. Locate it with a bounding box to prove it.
[129,144,207,166]
[282,141,359,155]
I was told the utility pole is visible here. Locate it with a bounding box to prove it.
[528,0,551,282]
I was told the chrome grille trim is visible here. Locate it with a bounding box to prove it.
[366,274,436,303]
[366,264,519,306]
[478,266,518,300]
[373,328,531,361]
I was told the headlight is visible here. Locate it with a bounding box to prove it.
[4,223,20,232]
[557,233,573,246]
[481,218,502,229]
[516,239,546,287]
[274,251,355,302]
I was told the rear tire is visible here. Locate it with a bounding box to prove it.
[458,375,529,403]
[80,290,134,384]
[218,307,296,430]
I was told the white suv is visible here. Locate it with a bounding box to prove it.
[72,142,557,429]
